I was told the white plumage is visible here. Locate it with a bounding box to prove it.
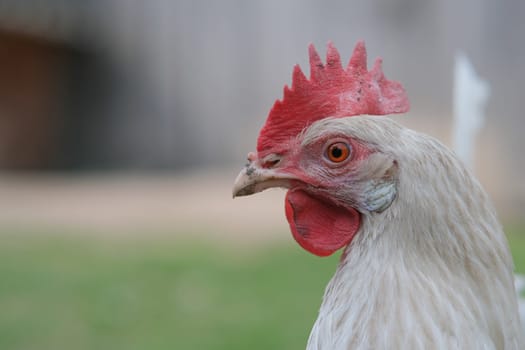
[232,41,523,349]
[305,117,522,349]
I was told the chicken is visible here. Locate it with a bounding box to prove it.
[232,41,523,349]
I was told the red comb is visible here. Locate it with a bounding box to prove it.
[257,41,409,155]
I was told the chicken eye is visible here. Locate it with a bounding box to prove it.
[326,142,351,163]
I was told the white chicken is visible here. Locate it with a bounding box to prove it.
[233,41,523,349]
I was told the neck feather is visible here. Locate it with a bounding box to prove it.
[307,129,522,349]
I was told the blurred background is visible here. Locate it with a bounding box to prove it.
[0,1,524,349]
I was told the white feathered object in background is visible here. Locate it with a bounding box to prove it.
[516,275,525,335]
[453,52,491,170]
[233,41,523,349]
[453,51,525,337]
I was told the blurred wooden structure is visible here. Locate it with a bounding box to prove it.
[0,30,70,169]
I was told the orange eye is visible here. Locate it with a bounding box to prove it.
[326,142,351,163]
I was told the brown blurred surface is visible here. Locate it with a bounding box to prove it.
[0,30,69,169]
[0,171,289,242]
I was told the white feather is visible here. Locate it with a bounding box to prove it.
[302,116,523,349]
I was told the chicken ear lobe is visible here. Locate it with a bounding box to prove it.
[360,159,398,213]
[285,190,360,257]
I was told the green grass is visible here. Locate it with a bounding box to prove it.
[507,225,525,274]
[0,226,524,350]
[0,231,339,350]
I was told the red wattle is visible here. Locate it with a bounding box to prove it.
[285,190,360,257]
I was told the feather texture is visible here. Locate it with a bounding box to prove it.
[232,41,523,349]
[304,116,523,349]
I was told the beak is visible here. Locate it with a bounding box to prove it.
[232,154,294,198]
